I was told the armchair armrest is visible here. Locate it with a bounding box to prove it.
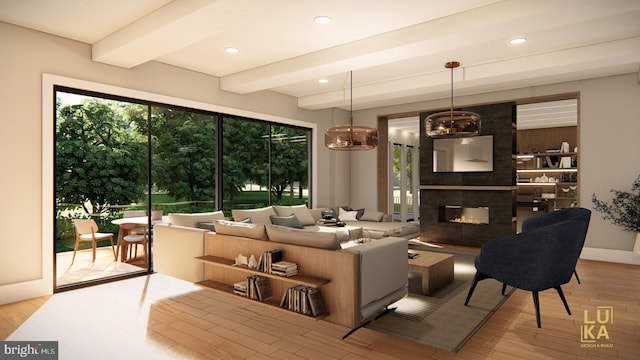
[347,237,408,321]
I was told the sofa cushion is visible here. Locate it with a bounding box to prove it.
[339,208,359,221]
[342,206,365,220]
[214,220,267,240]
[231,206,276,225]
[168,211,225,228]
[269,214,303,229]
[273,205,316,226]
[266,224,340,250]
[360,211,385,222]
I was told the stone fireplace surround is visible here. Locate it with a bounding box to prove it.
[419,102,517,247]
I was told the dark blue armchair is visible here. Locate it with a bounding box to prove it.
[464,207,591,327]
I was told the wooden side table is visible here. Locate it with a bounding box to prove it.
[408,250,455,295]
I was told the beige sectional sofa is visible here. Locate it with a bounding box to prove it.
[153,205,410,329]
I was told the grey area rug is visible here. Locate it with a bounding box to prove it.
[365,245,513,353]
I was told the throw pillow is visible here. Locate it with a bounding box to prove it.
[269,214,303,229]
[321,209,338,219]
[360,211,385,222]
[341,206,365,220]
[196,222,217,231]
[338,208,359,221]
[214,220,267,240]
[273,205,316,226]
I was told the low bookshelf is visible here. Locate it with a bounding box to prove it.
[195,255,330,318]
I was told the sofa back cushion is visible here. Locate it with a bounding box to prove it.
[168,211,225,228]
[214,220,267,240]
[360,211,385,222]
[266,224,340,250]
[231,206,277,225]
[273,205,316,226]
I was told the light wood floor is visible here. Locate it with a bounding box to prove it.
[1,258,639,359]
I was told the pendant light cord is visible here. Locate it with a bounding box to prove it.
[449,65,454,126]
[349,71,353,142]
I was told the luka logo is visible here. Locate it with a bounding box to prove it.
[580,306,614,348]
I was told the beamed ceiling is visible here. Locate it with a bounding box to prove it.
[1,0,639,111]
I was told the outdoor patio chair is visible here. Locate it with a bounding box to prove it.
[120,225,149,265]
[72,219,117,265]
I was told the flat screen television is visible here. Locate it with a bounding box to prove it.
[433,135,493,172]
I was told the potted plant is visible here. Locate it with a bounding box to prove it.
[591,175,640,255]
[151,203,164,221]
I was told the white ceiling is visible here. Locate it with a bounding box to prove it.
[1,0,639,113]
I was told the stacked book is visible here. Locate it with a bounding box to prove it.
[257,249,283,274]
[280,285,325,316]
[245,275,270,301]
[271,261,298,277]
[233,281,247,296]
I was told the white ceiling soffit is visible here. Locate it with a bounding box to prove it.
[388,116,420,136]
[517,99,578,130]
[387,99,576,136]
[0,0,639,111]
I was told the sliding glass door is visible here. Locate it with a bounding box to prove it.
[55,89,151,289]
[53,86,312,291]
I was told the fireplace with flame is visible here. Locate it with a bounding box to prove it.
[439,205,489,225]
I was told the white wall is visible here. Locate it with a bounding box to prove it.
[0,21,347,304]
[353,73,640,262]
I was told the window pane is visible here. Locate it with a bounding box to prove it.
[222,117,271,213]
[406,146,414,220]
[270,125,310,206]
[393,144,401,220]
[150,106,217,213]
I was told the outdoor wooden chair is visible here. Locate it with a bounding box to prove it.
[72,219,117,264]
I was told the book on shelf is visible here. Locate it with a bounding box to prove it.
[306,287,325,316]
[246,275,270,301]
[233,280,247,297]
[280,285,324,316]
[271,261,298,277]
[257,249,283,273]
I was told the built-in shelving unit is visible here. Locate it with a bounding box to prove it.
[516,127,579,210]
[195,254,329,318]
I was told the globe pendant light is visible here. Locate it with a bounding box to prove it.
[325,71,378,150]
[425,61,480,138]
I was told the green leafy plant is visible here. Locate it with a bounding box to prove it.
[591,175,640,232]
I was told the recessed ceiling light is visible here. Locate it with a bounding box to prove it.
[318,79,329,84]
[510,37,527,45]
[224,47,239,54]
[314,16,332,25]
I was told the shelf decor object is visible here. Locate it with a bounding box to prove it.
[425,61,481,138]
[325,71,378,150]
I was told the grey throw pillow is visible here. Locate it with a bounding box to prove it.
[269,214,304,229]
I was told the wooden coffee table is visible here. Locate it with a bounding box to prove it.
[408,249,455,295]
